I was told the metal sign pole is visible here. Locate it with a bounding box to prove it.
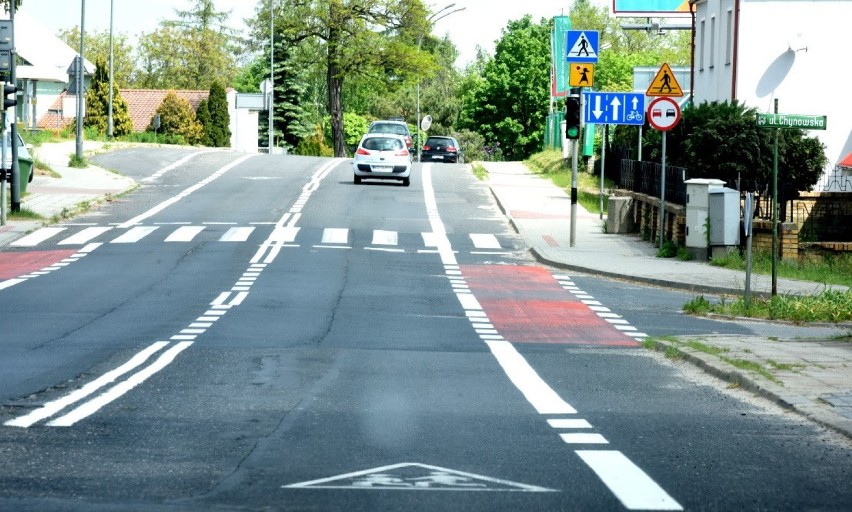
[1,109,6,225]
[599,124,606,219]
[658,131,667,248]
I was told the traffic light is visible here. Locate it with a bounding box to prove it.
[565,95,581,140]
[2,82,16,110]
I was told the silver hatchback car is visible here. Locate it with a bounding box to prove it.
[352,133,412,186]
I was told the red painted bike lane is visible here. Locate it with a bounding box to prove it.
[462,265,637,347]
[0,250,79,280]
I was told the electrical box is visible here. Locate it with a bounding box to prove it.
[709,187,741,247]
[684,179,725,260]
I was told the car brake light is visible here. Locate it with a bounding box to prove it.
[422,145,431,151]
[356,147,371,155]
[446,146,457,152]
[395,148,410,156]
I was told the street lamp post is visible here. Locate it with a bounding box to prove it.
[76,0,85,160]
[268,0,274,153]
[107,0,114,139]
[416,4,464,163]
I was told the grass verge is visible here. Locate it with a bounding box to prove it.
[710,250,852,288]
[683,290,852,323]
[524,149,613,215]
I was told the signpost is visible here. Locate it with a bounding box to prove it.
[646,96,682,248]
[757,107,826,295]
[565,30,598,247]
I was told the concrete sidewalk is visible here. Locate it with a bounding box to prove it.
[1,148,850,439]
[0,141,137,245]
[482,161,852,439]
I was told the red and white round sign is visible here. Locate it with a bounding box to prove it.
[647,97,681,131]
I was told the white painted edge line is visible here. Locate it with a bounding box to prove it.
[576,451,682,511]
[48,342,194,427]
[484,339,576,415]
[4,342,170,428]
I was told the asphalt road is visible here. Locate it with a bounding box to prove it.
[0,149,849,511]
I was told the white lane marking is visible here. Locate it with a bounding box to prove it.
[0,278,28,291]
[119,153,256,228]
[110,226,159,244]
[372,230,398,246]
[165,225,206,242]
[469,233,501,249]
[548,419,593,429]
[220,226,255,242]
[140,152,204,183]
[560,433,609,444]
[47,342,194,427]
[576,451,683,510]
[322,228,349,245]
[4,342,170,428]
[484,340,576,415]
[270,226,300,243]
[10,227,67,247]
[456,293,482,311]
[58,226,113,245]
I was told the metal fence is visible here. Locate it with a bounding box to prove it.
[619,160,688,205]
[815,166,852,192]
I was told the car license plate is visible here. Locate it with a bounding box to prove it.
[432,155,443,160]
[373,165,392,172]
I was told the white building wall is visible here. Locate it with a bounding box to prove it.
[693,0,852,189]
[227,90,259,153]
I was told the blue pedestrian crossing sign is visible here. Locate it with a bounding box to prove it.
[566,30,599,63]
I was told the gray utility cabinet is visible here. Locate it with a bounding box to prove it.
[684,179,726,260]
[709,187,741,247]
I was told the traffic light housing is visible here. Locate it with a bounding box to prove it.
[3,82,16,110]
[565,95,581,140]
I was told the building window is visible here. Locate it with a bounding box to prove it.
[725,9,733,65]
[699,19,705,71]
[710,16,716,69]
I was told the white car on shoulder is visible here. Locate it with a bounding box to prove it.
[353,133,411,186]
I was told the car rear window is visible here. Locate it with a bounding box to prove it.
[363,137,404,151]
[425,137,454,146]
[370,123,409,136]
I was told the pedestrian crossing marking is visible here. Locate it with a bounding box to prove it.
[372,230,398,246]
[566,30,599,63]
[165,226,205,242]
[11,227,67,247]
[220,227,255,242]
[7,225,518,254]
[322,228,349,245]
[111,226,159,244]
[58,226,113,245]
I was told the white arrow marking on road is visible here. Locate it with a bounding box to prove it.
[609,96,622,121]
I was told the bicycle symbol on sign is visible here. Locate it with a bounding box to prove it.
[626,110,642,121]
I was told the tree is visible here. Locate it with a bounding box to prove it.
[154,91,203,145]
[643,100,827,194]
[461,16,552,160]
[204,80,231,147]
[251,0,432,157]
[58,28,136,88]
[195,99,211,145]
[83,56,133,137]
[272,36,311,149]
[134,0,241,90]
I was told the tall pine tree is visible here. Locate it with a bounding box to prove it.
[273,37,310,150]
[204,81,231,147]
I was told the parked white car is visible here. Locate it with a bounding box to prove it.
[352,133,412,186]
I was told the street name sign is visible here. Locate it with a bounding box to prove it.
[566,30,599,63]
[583,91,645,125]
[756,113,826,130]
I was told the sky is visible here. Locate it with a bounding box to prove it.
[21,0,612,68]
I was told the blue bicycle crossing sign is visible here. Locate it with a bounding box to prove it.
[583,92,645,125]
